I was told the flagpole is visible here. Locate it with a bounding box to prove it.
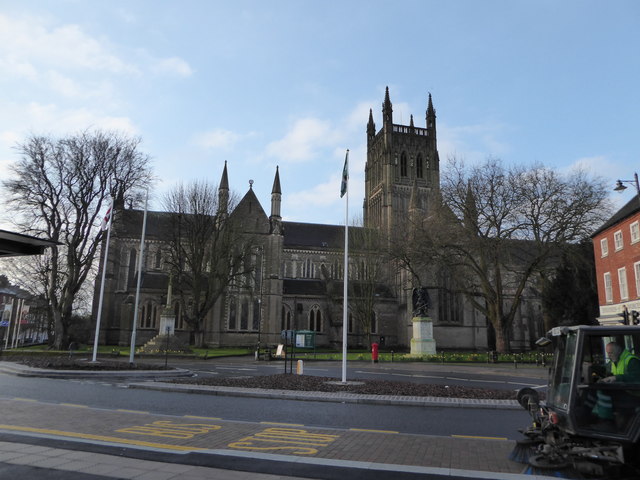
[92,198,114,362]
[129,189,148,364]
[341,149,349,383]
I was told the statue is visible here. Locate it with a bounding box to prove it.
[412,287,431,317]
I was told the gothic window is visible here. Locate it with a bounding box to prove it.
[228,297,237,330]
[281,305,292,331]
[438,270,462,323]
[174,302,185,330]
[127,249,137,287]
[154,249,162,270]
[302,258,315,278]
[416,154,423,178]
[240,298,249,330]
[400,152,408,177]
[348,312,354,333]
[370,311,377,334]
[252,298,260,331]
[309,305,322,332]
[140,301,156,328]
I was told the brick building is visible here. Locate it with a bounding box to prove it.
[591,195,640,325]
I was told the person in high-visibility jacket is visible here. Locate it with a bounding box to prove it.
[591,343,640,422]
[600,342,640,384]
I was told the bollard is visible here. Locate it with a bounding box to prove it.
[296,359,304,375]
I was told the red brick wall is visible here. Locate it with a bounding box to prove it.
[593,212,640,306]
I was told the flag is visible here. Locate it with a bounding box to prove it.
[101,202,112,231]
[340,149,349,198]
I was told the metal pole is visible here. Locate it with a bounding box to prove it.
[129,190,149,364]
[92,198,113,362]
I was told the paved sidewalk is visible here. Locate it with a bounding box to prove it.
[0,360,556,479]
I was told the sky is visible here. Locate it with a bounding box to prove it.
[1,0,639,228]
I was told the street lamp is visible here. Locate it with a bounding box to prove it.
[614,172,639,195]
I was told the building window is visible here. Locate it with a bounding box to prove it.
[631,221,640,244]
[309,305,322,332]
[614,230,623,251]
[600,238,608,257]
[228,297,237,330]
[400,152,408,177]
[635,262,640,298]
[370,311,377,334]
[618,267,629,301]
[348,312,354,333]
[604,272,613,303]
[281,306,291,331]
[416,154,423,178]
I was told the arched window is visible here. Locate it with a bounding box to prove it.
[174,302,184,330]
[400,152,408,177]
[240,298,249,330]
[281,305,292,331]
[370,311,377,334]
[416,154,423,178]
[228,297,237,330]
[253,299,260,331]
[154,250,162,269]
[309,306,322,332]
[127,249,137,287]
[348,312,354,333]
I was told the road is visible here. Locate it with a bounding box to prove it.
[0,359,548,479]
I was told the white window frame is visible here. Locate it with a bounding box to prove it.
[604,272,613,303]
[635,261,640,298]
[600,238,609,257]
[618,267,629,301]
[631,221,640,244]
[614,230,624,251]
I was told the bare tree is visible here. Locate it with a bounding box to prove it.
[2,130,153,349]
[394,157,611,352]
[348,221,389,348]
[162,181,252,347]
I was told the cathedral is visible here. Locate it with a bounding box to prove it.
[93,88,544,352]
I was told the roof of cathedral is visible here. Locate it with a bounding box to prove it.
[282,222,368,250]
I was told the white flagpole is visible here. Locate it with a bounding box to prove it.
[129,189,149,364]
[341,149,349,383]
[92,198,114,362]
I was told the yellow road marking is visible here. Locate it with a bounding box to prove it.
[451,434,507,440]
[349,428,399,434]
[184,415,222,421]
[0,425,206,451]
[60,403,88,408]
[117,409,149,414]
[13,398,37,402]
[260,421,304,427]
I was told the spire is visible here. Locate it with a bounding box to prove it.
[409,114,415,129]
[426,92,436,130]
[218,161,229,215]
[270,166,282,231]
[382,86,393,126]
[367,108,376,137]
[271,165,281,195]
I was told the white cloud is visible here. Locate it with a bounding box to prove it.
[153,57,193,77]
[193,128,241,150]
[0,14,137,77]
[266,117,338,162]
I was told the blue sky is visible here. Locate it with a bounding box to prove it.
[1,0,639,228]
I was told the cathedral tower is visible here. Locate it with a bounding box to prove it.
[364,87,440,238]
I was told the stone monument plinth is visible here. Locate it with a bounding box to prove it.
[410,316,437,355]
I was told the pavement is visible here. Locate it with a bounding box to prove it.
[0,360,558,480]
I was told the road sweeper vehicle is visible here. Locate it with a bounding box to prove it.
[513,325,640,478]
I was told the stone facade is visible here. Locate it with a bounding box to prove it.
[92,88,544,351]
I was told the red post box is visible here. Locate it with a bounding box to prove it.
[371,342,379,363]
